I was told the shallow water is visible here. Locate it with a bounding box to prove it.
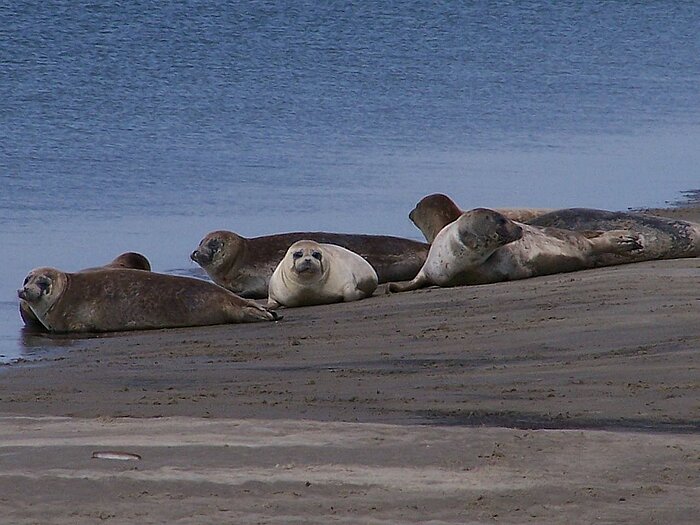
[2,1,700,361]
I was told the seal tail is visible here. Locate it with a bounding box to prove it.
[387,273,428,293]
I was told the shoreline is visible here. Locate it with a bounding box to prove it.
[1,206,699,523]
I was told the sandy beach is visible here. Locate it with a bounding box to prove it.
[1,207,699,524]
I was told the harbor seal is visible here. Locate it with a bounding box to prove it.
[528,208,700,264]
[389,208,643,292]
[17,267,278,333]
[19,252,152,330]
[409,193,553,243]
[410,194,700,264]
[267,240,378,308]
[191,230,428,299]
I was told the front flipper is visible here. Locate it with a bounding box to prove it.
[589,230,644,255]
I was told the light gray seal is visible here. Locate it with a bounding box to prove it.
[191,230,428,299]
[389,208,642,292]
[267,240,378,308]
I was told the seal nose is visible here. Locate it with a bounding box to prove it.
[17,288,27,300]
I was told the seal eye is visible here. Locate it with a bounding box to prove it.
[23,277,29,286]
[36,277,51,293]
[292,251,303,259]
[311,251,322,260]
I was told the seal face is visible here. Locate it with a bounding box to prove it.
[17,267,278,333]
[19,252,152,329]
[267,240,378,308]
[191,230,427,299]
[389,208,642,292]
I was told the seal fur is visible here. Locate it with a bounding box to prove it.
[19,252,152,329]
[17,267,278,333]
[267,240,378,308]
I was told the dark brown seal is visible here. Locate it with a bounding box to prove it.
[17,267,278,333]
[19,252,152,330]
[191,230,429,298]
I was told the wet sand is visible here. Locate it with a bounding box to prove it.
[1,208,699,524]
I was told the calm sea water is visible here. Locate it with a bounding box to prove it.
[2,1,700,362]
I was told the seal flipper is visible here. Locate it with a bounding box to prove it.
[387,272,429,293]
[589,230,644,255]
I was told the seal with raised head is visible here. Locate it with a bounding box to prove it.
[389,208,642,292]
[409,194,700,264]
[19,252,153,330]
[267,240,378,308]
[191,230,428,299]
[409,193,553,243]
[17,267,278,333]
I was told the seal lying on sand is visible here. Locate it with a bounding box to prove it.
[18,267,278,333]
[528,208,700,264]
[19,252,152,329]
[267,240,378,308]
[389,208,642,292]
[409,194,700,264]
[191,230,428,299]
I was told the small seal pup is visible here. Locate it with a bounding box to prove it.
[19,252,152,329]
[18,267,278,333]
[409,194,700,264]
[267,240,378,308]
[409,193,553,243]
[389,208,642,292]
[191,230,428,299]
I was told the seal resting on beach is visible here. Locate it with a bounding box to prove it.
[409,193,700,264]
[17,267,278,333]
[19,252,152,329]
[267,240,378,308]
[191,230,428,299]
[389,208,643,292]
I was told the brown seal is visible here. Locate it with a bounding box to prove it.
[19,252,152,330]
[191,230,428,299]
[17,267,278,333]
[389,208,642,292]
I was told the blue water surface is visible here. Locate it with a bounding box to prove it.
[2,1,700,361]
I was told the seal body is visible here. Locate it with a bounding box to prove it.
[390,208,642,291]
[17,267,278,333]
[191,230,427,299]
[528,208,700,263]
[19,252,152,329]
[267,240,378,308]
